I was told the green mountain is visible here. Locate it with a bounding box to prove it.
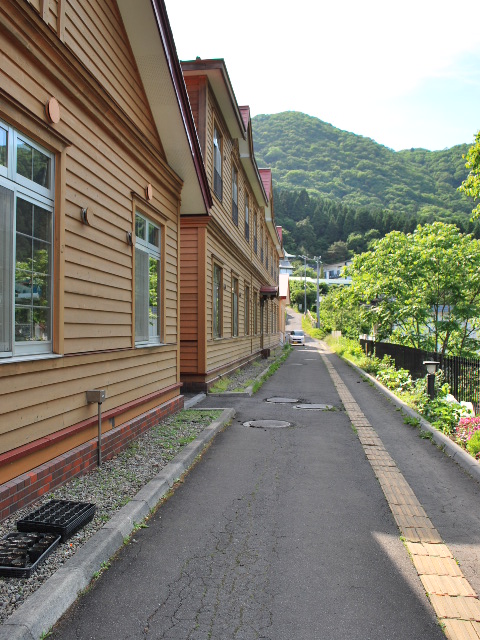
[251,112,477,259]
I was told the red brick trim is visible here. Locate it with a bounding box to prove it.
[0,394,184,522]
[0,384,182,467]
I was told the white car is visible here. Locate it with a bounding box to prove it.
[289,330,305,346]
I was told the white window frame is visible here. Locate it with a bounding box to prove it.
[135,211,162,346]
[0,120,55,359]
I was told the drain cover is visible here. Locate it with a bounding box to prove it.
[294,403,334,410]
[266,397,299,403]
[243,420,291,429]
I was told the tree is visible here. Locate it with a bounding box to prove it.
[459,131,480,219]
[325,241,350,262]
[345,222,480,355]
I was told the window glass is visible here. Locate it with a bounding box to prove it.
[148,223,159,248]
[245,286,250,335]
[213,125,222,199]
[135,214,146,240]
[232,277,238,337]
[17,139,50,189]
[0,123,54,357]
[232,166,238,225]
[0,126,7,168]
[0,186,14,353]
[213,264,222,338]
[135,212,161,345]
[14,198,52,343]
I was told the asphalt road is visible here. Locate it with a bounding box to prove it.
[49,311,480,640]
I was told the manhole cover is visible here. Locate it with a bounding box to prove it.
[243,420,291,429]
[293,403,334,411]
[266,397,299,403]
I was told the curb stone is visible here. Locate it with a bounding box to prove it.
[0,407,235,640]
[343,358,480,484]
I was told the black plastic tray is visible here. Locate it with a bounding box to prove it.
[0,532,60,578]
[17,500,96,541]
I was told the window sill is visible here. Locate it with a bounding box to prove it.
[135,342,170,349]
[0,353,63,365]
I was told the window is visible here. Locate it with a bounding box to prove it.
[260,225,263,263]
[266,244,268,271]
[244,286,250,335]
[0,122,55,358]
[213,124,222,200]
[232,276,238,337]
[253,291,258,334]
[244,193,249,241]
[135,212,161,345]
[253,211,257,254]
[213,263,222,338]
[232,165,238,225]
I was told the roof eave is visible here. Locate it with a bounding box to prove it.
[117,0,212,214]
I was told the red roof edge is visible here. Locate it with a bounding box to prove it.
[151,0,212,211]
[239,106,250,131]
[259,168,272,200]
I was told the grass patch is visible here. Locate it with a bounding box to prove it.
[251,344,292,394]
[209,378,231,393]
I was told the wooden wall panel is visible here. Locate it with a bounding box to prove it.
[0,2,183,464]
[63,0,161,147]
[0,347,177,455]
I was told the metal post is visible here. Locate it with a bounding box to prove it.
[303,255,307,316]
[427,374,435,400]
[314,256,321,329]
[97,402,103,466]
[86,390,106,466]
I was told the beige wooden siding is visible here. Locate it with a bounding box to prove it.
[63,0,161,147]
[0,347,177,455]
[48,0,58,31]
[0,4,182,464]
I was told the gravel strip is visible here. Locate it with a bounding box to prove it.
[0,409,222,624]
[210,349,282,392]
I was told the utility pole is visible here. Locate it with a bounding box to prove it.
[314,256,321,328]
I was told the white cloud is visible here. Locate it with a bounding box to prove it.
[165,0,480,149]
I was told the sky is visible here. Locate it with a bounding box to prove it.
[165,0,480,152]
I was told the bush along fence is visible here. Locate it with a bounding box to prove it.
[325,336,479,461]
[360,339,480,409]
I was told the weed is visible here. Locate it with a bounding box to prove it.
[209,377,231,393]
[351,423,358,434]
[419,430,433,441]
[403,416,420,428]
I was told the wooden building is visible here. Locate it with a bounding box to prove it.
[180,59,284,391]
[0,0,211,519]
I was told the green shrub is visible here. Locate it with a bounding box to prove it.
[467,431,480,456]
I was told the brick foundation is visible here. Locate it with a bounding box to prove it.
[0,394,184,523]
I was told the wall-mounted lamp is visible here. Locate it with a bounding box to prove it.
[81,207,91,225]
[423,361,440,400]
[126,231,133,246]
[145,183,153,201]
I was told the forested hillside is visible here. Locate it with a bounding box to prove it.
[251,112,478,258]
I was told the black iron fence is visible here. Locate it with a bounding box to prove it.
[359,339,480,406]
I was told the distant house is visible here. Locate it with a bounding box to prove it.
[279,251,295,275]
[323,260,352,282]
[180,59,283,390]
[0,0,210,518]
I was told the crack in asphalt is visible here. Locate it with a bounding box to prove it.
[141,441,283,640]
